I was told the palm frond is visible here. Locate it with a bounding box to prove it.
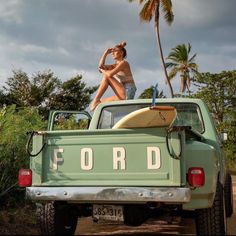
[188,53,197,63]
[167,53,184,63]
[139,0,146,4]
[161,0,174,24]
[165,62,178,68]
[128,0,145,3]
[167,44,189,63]
[167,53,181,62]
[139,0,154,22]
[179,44,188,61]
[168,67,180,80]
[188,62,198,70]
[187,43,191,54]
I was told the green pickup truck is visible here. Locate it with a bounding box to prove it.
[18,98,233,235]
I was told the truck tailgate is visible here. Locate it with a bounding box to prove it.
[31,128,182,186]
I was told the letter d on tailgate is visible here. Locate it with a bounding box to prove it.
[147,147,161,169]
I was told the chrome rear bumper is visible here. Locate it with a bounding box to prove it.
[26,186,191,203]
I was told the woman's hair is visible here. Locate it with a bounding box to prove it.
[114,41,127,58]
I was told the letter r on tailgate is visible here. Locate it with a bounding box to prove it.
[113,147,126,170]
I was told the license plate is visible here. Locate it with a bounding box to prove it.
[93,205,124,222]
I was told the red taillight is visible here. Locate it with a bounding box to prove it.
[188,167,205,187]
[18,169,32,187]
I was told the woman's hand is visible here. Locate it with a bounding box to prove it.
[99,49,110,69]
[104,48,113,55]
[99,68,105,73]
[98,66,104,73]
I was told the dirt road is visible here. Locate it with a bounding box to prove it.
[76,176,236,235]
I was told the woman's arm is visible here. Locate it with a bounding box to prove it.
[98,48,116,72]
[98,48,112,68]
[100,61,127,77]
[99,64,116,71]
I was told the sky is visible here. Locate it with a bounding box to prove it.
[0,0,235,98]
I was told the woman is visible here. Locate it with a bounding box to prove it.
[90,42,136,111]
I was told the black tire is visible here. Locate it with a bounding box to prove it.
[195,181,226,235]
[36,202,78,235]
[224,172,233,217]
[124,205,150,226]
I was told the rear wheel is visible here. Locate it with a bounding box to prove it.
[36,202,78,235]
[195,181,226,235]
[224,172,233,217]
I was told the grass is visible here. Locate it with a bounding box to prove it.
[0,202,39,235]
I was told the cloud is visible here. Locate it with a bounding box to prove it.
[9,42,50,54]
[198,53,236,73]
[0,0,235,99]
[172,0,236,28]
[0,0,23,24]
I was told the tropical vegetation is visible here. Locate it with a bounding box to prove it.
[139,85,166,98]
[0,70,97,206]
[0,105,45,205]
[166,43,198,95]
[1,70,97,119]
[192,70,236,166]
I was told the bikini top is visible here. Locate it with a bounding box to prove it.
[114,71,134,84]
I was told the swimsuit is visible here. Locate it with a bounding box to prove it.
[124,83,137,99]
[114,72,137,99]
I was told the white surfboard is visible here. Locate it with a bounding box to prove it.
[112,106,177,129]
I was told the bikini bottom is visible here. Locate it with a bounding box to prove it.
[124,83,137,99]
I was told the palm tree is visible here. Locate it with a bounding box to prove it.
[129,0,174,97]
[165,43,198,95]
[139,85,166,98]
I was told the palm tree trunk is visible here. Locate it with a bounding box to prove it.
[154,4,174,98]
[186,74,191,96]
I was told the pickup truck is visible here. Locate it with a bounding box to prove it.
[18,98,233,235]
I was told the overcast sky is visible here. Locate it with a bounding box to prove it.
[0,0,235,98]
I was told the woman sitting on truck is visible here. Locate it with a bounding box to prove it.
[90,41,137,112]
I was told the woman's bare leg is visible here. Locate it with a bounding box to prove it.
[95,75,125,100]
[90,75,125,111]
[90,77,109,111]
[107,76,126,100]
[101,95,119,102]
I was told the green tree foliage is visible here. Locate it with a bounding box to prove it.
[0,89,12,106]
[3,70,97,119]
[53,114,90,131]
[4,70,60,107]
[50,75,97,112]
[129,0,174,97]
[166,43,198,95]
[0,105,45,204]
[139,86,166,98]
[192,70,236,163]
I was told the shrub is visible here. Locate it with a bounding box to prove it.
[0,105,45,207]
